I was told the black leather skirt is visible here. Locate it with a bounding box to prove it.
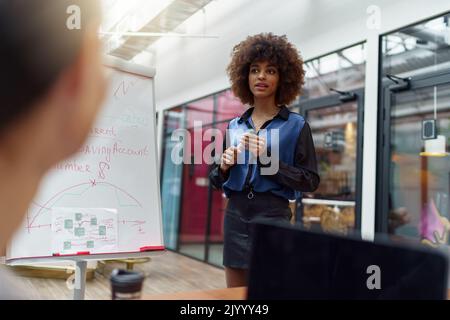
[223,191,292,269]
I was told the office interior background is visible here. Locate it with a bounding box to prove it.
[147,0,450,267]
[2,0,450,299]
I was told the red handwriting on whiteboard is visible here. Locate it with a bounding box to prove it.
[90,126,117,137]
[114,79,138,99]
[54,161,91,174]
[98,161,110,180]
[79,143,149,161]
[89,126,118,140]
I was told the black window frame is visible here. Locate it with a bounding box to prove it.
[296,88,365,231]
[376,67,450,233]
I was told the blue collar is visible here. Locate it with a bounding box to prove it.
[237,105,290,124]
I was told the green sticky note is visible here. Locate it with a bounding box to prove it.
[64,241,71,250]
[87,241,94,248]
[75,213,83,221]
[99,226,106,236]
[90,218,97,226]
[75,227,85,237]
[64,219,73,229]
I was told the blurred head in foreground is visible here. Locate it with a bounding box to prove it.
[0,0,105,249]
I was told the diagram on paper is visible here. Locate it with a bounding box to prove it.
[51,207,118,255]
[26,180,146,235]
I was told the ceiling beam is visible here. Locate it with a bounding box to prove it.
[108,0,213,61]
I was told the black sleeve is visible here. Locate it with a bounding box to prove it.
[209,124,230,190]
[258,122,320,192]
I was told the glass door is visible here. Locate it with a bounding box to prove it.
[378,70,450,245]
[178,126,211,260]
[298,88,364,235]
[160,108,184,250]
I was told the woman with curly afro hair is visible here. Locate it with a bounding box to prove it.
[210,33,320,287]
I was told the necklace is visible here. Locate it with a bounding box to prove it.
[252,111,278,131]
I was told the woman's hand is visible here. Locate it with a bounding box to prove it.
[240,132,266,157]
[220,146,241,173]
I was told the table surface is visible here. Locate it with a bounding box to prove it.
[143,287,450,300]
[143,286,247,300]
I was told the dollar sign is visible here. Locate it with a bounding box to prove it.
[98,161,110,179]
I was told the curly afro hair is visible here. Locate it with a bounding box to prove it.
[226,33,305,106]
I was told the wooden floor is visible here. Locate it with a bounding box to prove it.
[6,251,226,300]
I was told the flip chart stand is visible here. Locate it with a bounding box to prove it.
[74,260,88,300]
[7,250,164,300]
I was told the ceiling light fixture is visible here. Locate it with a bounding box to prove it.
[99,31,218,38]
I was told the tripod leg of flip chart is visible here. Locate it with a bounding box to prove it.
[74,260,87,300]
